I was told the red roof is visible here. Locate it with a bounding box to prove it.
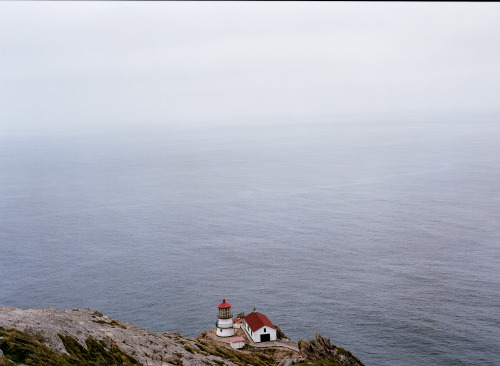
[244,312,275,332]
[230,336,245,343]
[233,318,243,324]
[218,299,231,308]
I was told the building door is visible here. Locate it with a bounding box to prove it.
[260,334,271,342]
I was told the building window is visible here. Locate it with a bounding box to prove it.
[264,328,266,332]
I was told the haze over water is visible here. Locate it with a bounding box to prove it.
[2,2,500,365]
[1,120,499,366]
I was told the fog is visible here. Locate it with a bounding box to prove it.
[1,2,499,135]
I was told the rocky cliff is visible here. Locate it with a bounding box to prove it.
[0,306,363,366]
[297,333,365,366]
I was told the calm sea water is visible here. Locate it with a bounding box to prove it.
[1,120,499,365]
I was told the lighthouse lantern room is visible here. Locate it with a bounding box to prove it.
[216,299,235,337]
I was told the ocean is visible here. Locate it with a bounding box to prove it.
[1,120,499,365]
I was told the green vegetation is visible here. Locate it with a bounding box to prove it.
[194,340,275,366]
[183,345,197,354]
[335,347,350,357]
[0,356,13,366]
[0,327,139,365]
[291,348,362,366]
[275,325,288,340]
[59,334,139,365]
[171,351,184,365]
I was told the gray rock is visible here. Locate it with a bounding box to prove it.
[298,333,364,366]
[0,306,364,366]
[0,306,237,366]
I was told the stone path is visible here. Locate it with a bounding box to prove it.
[250,340,299,352]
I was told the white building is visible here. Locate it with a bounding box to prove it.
[229,336,245,349]
[243,311,277,343]
[216,299,235,337]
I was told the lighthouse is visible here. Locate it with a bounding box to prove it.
[216,299,235,337]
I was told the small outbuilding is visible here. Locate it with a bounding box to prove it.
[233,317,243,329]
[243,311,277,343]
[229,336,245,349]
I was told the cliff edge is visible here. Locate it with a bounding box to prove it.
[0,306,363,366]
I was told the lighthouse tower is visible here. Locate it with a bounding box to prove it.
[216,299,235,337]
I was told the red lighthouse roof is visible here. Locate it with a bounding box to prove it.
[218,299,231,308]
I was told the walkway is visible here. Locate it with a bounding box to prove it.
[203,327,300,353]
[241,326,300,352]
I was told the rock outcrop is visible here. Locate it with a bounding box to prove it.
[0,306,363,366]
[0,306,249,365]
[297,333,365,366]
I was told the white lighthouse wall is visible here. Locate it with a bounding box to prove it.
[218,318,233,327]
[216,318,234,337]
[216,326,235,337]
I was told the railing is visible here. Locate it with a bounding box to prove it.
[218,309,233,318]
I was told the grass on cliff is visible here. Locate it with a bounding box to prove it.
[291,345,362,366]
[195,340,275,366]
[0,327,139,365]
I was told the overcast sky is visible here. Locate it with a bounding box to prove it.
[1,2,499,134]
